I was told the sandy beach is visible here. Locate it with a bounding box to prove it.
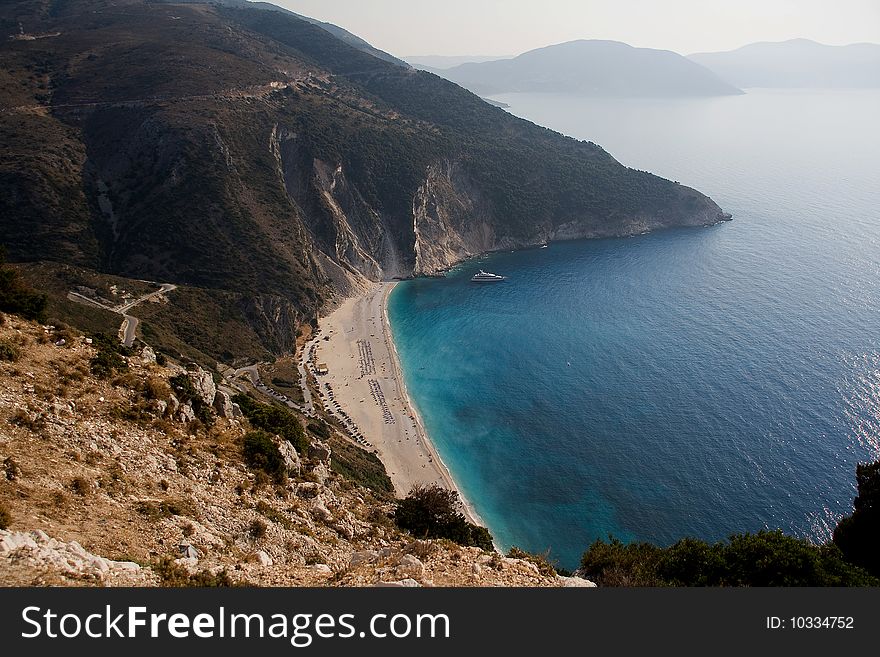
[312,282,481,524]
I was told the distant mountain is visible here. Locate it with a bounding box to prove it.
[435,40,743,97]
[689,39,880,88]
[405,55,511,71]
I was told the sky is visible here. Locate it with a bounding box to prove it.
[270,0,880,57]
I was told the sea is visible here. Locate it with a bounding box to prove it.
[387,89,880,569]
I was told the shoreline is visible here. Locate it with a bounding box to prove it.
[313,282,483,527]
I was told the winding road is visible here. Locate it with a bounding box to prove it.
[67,283,177,347]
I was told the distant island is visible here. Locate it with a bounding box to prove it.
[429,40,744,97]
[689,39,880,89]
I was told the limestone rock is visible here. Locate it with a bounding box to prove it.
[178,403,195,423]
[394,553,425,579]
[188,368,216,407]
[296,482,321,499]
[213,390,234,418]
[0,530,143,582]
[141,345,156,365]
[557,575,597,588]
[310,500,333,523]
[377,578,421,587]
[178,543,199,560]
[254,550,273,567]
[310,461,330,485]
[277,438,301,477]
[308,443,331,462]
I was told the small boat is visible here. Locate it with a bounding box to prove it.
[540,243,549,249]
[471,270,507,282]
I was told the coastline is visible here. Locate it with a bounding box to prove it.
[313,281,483,527]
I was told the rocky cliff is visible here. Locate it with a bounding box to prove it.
[0,0,729,361]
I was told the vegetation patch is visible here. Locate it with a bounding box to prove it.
[579,531,877,587]
[153,558,240,587]
[0,339,20,362]
[579,458,880,586]
[328,435,393,496]
[0,248,47,322]
[89,333,129,379]
[307,420,331,440]
[234,394,308,453]
[69,476,92,497]
[507,547,558,577]
[248,518,268,540]
[395,484,493,550]
[833,459,880,577]
[255,500,294,529]
[135,498,197,521]
[242,430,286,484]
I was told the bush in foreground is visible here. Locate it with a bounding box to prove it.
[579,531,878,587]
[833,459,880,577]
[395,484,493,550]
[0,339,20,362]
[243,430,286,484]
[89,333,129,379]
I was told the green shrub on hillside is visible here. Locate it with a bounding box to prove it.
[243,430,286,484]
[89,333,129,379]
[328,435,393,495]
[833,459,880,577]
[395,484,493,550]
[578,458,880,587]
[0,247,47,323]
[153,557,239,587]
[579,531,878,587]
[233,394,308,454]
[0,339,20,362]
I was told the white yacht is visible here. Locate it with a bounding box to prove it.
[471,270,507,282]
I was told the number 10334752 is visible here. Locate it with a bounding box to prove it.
[766,616,854,630]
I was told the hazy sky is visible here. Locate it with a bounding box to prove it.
[271,0,880,56]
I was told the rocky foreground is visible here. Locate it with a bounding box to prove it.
[0,315,593,587]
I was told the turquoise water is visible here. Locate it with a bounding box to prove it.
[387,89,880,568]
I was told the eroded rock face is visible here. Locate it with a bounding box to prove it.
[213,390,234,418]
[276,438,302,477]
[188,369,216,408]
[308,443,331,463]
[412,160,496,276]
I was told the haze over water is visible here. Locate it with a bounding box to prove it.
[388,89,880,568]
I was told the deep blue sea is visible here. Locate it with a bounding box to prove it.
[387,89,880,568]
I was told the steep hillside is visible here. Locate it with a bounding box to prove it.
[436,40,744,97]
[0,313,589,586]
[1,1,730,360]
